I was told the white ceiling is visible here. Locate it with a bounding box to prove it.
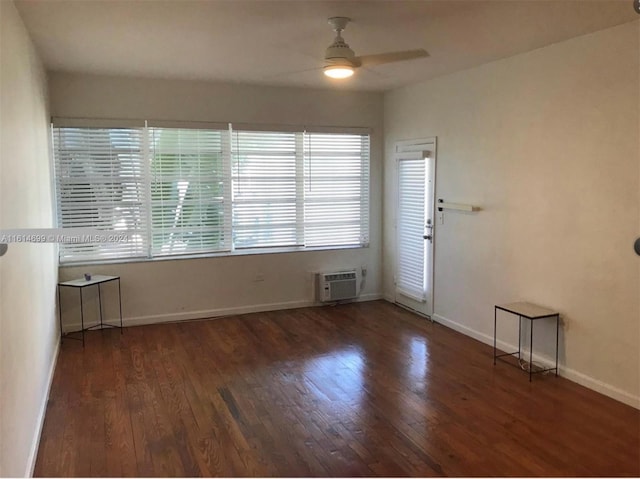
[15,0,638,92]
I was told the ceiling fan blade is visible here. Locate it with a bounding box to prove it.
[354,49,429,67]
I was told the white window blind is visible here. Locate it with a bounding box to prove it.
[149,128,230,256]
[396,158,426,300]
[52,122,371,263]
[304,133,369,247]
[53,127,148,262]
[231,130,302,249]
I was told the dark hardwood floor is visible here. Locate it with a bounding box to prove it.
[35,300,639,477]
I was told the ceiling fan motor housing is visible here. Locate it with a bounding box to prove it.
[325,43,356,65]
[325,16,356,66]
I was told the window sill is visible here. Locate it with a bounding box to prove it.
[58,243,369,268]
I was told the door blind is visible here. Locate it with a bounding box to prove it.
[397,158,426,300]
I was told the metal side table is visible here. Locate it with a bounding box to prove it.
[493,301,559,381]
[58,275,123,346]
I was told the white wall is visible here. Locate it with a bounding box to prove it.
[0,1,59,476]
[384,21,639,407]
[49,73,383,327]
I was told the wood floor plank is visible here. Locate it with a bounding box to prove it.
[35,301,640,477]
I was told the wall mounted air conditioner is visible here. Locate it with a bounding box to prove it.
[317,270,358,302]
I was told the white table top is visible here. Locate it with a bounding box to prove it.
[59,275,119,287]
[496,301,558,319]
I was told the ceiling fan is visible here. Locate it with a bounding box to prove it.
[322,17,429,79]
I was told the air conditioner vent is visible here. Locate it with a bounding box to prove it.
[317,270,358,302]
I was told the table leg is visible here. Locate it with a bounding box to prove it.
[117,278,123,334]
[529,319,533,382]
[493,307,497,365]
[79,288,85,348]
[57,285,63,342]
[555,314,559,377]
[98,283,103,329]
[518,315,522,359]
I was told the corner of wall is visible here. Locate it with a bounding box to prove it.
[1,1,60,476]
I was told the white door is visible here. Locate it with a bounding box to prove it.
[395,142,436,317]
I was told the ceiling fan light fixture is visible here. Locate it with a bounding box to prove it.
[324,65,354,79]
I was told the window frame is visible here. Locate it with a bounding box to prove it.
[51,119,371,266]
[148,126,231,257]
[51,124,150,263]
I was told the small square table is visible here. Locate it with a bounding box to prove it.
[58,275,123,346]
[493,301,559,381]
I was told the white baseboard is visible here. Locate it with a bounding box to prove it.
[125,299,319,328]
[356,293,383,302]
[432,313,640,410]
[62,293,384,332]
[26,335,60,477]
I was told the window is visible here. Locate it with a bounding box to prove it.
[149,127,230,256]
[52,122,369,264]
[53,127,148,262]
[232,130,301,249]
[304,132,369,247]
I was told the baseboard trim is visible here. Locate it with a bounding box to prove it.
[356,293,384,302]
[432,313,640,410]
[62,293,384,331]
[26,335,60,477]
[127,299,319,328]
